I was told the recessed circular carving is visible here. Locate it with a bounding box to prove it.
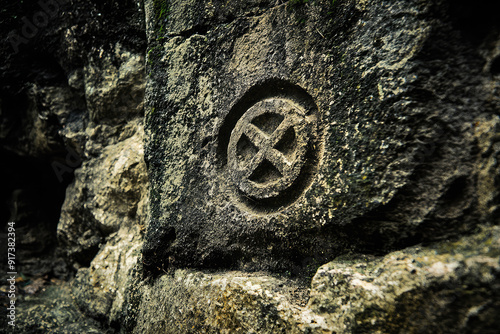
[219,80,323,214]
[228,98,312,199]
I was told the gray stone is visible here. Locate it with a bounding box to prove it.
[83,44,145,125]
[12,283,104,334]
[1,0,500,332]
[143,0,500,274]
[58,123,148,265]
[0,1,148,332]
[307,227,500,333]
[54,41,148,267]
[132,225,500,333]
[72,226,144,324]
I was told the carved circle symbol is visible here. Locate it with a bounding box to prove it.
[218,80,322,213]
[228,98,313,200]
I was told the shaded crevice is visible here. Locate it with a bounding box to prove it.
[490,56,500,75]
[448,0,500,47]
[0,149,74,278]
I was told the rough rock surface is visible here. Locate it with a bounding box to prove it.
[11,283,104,334]
[72,225,144,325]
[0,0,499,333]
[133,226,500,333]
[309,227,500,333]
[143,0,500,275]
[58,121,147,265]
[1,0,148,332]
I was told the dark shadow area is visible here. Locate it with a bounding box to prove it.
[448,0,500,46]
[0,149,73,279]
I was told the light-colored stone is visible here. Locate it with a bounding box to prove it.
[58,123,147,264]
[84,43,145,124]
[72,225,144,323]
[132,226,500,333]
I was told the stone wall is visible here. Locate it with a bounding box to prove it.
[0,0,148,332]
[143,0,500,276]
[1,0,499,333]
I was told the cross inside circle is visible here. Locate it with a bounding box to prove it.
[228,98,313,199]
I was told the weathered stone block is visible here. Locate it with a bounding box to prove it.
[134,226,500,333]
[143,0,499,274]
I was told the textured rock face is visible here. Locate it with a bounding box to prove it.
[72,225,144,325]
[136,0,500,332]
[133,226,500,333]
[0,0,148,332]
[58,121,147,265]
[143,0,500,274]
[1,0,499,333]
[308,227,500,333]
[12,283,103,334]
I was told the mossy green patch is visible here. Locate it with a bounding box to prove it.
[153,0,170,40]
